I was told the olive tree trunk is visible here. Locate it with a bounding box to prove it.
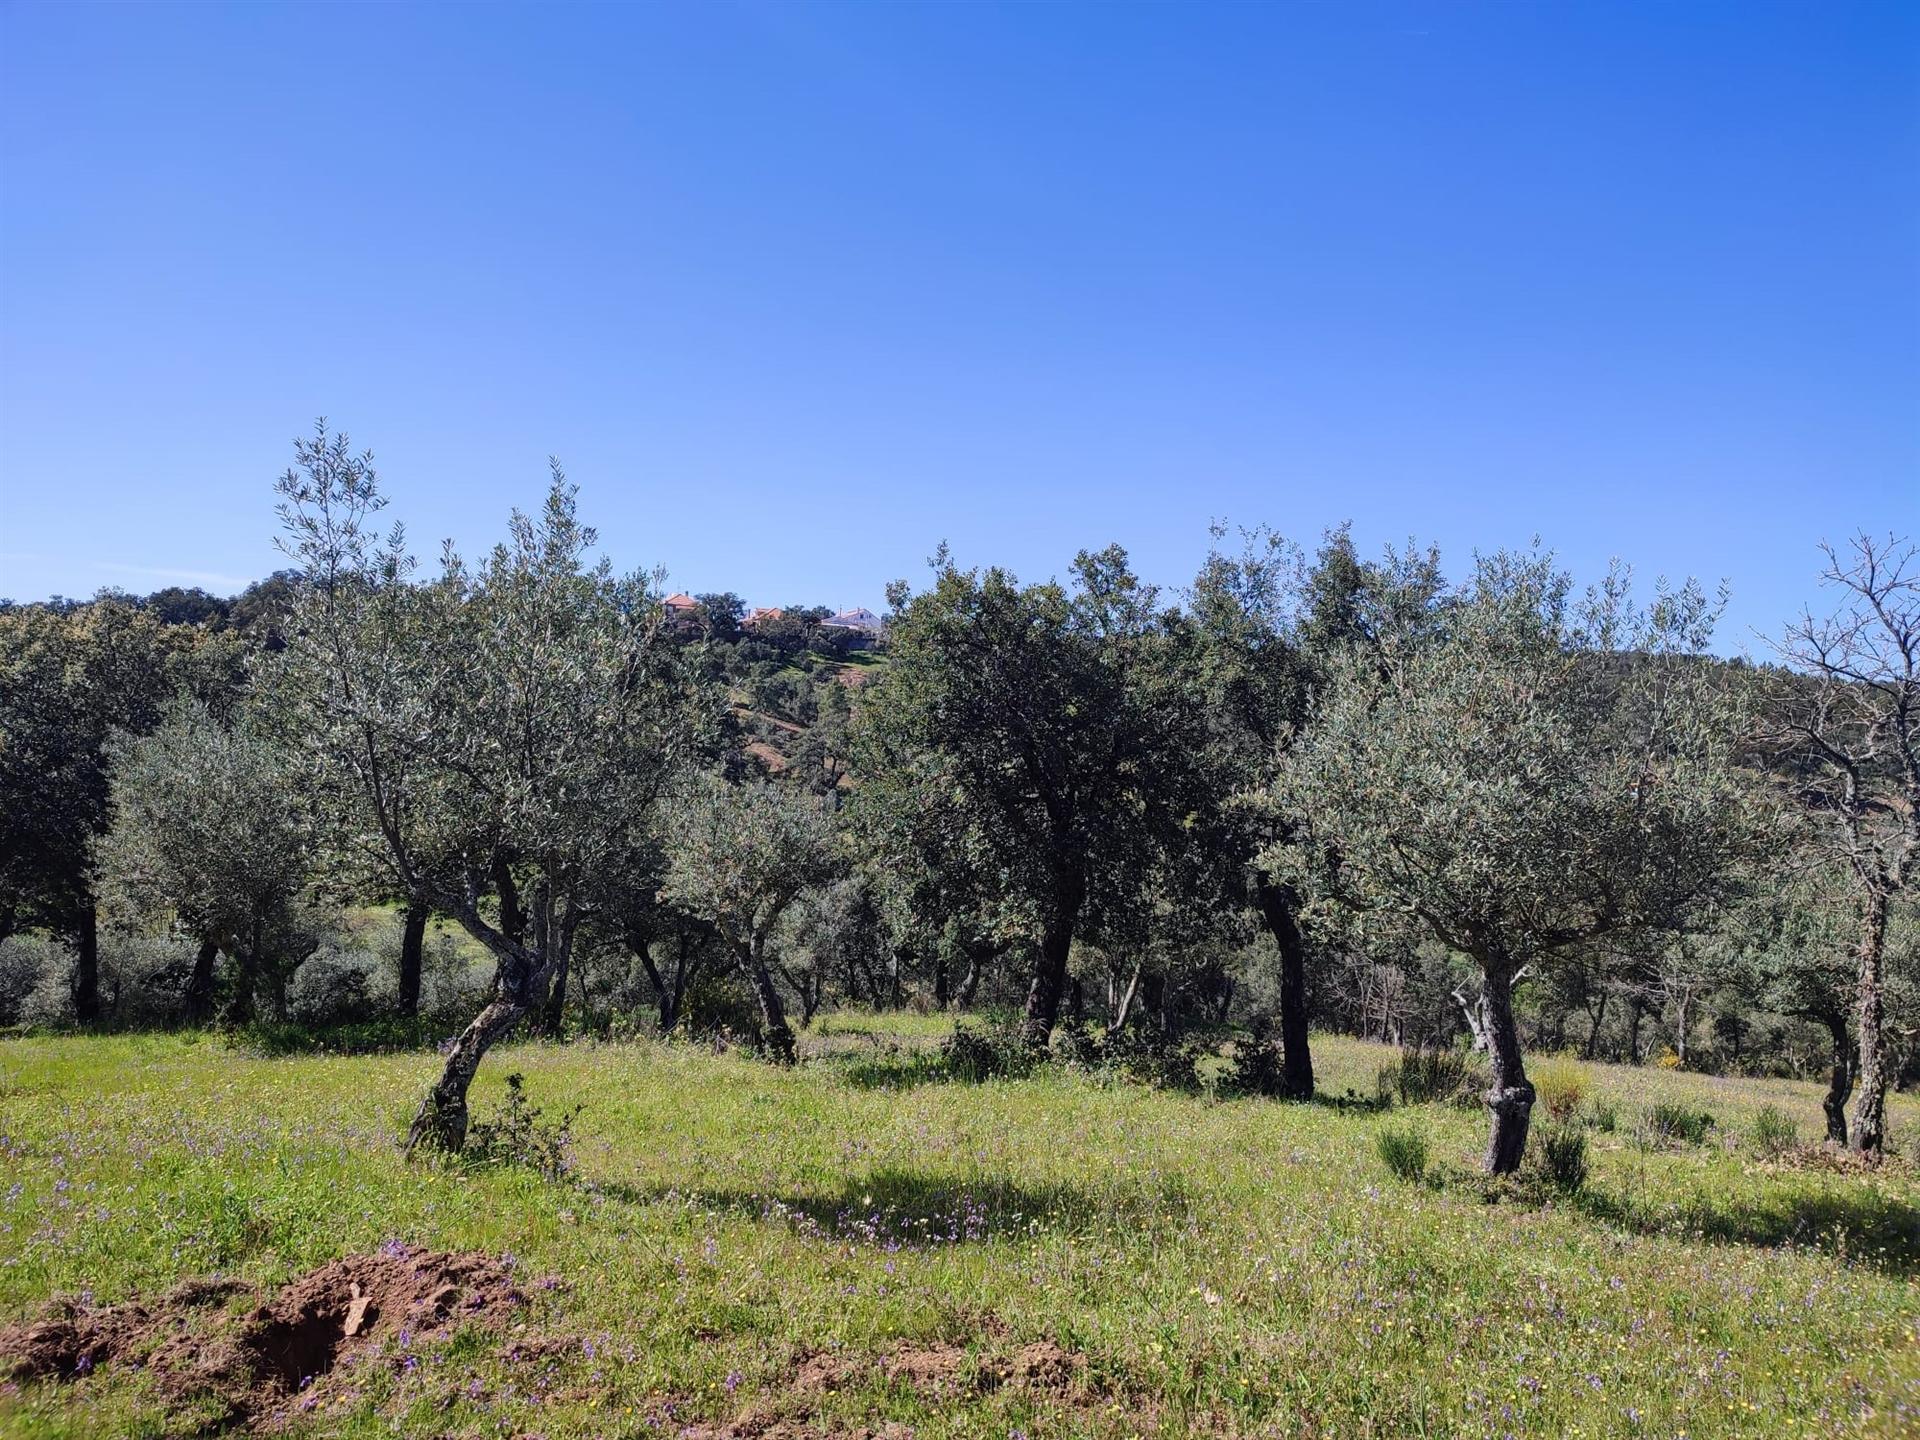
[406,995,528,1151]
[536,949,569,1037]
[1849,890,1891,1155]
[406,896,575,1153]
[1480,957,1535,1175]
[739,933,797,1065]
[1821,1010,1855,1147]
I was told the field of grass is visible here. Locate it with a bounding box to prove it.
[1,1024,1916,1437]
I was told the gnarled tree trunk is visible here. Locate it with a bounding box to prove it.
[407,889,574,1153]
[1821,1010,1855,1147]
[1849,890,1890,1155]
[740,934,796,1065]
[1255,878,1315,1100]
[956,952,982,1007]
[1480,956,1534,1175]
[406,994,529,1151]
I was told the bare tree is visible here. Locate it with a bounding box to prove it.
[1769,534,1920,1155]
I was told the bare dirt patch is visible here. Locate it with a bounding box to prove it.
[0,1243,522,1429]
[797,1337,1084,1399]
[678,1336,1096,1438]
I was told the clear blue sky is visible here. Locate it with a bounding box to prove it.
[1,2,1913,651]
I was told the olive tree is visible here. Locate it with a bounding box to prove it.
[1768,535,1920,1155]
[271,423,706,1150]
[1267,550,1755,1173]
[658,774,840,1063]
[101,698,316,1022]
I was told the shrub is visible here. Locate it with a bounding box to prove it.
[0,937,52,1028]
[287,948,380,1027]
[1533,1126,1589,1193]
[1750,1104,1799,1158]
[1377,1045,1483,1108]
[1531,1054,1590,1122]
[1653,1046,1682,1071]
[1219,1033,1285,1098]
[1376,1124,1429,1184]
[940,1022,1039,1082]
[464,1073,582,1182]
[1638,1101,1715,1148]
[1587,1097,1619,1133]
[1095,1027,1202,1092]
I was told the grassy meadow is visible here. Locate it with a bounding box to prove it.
[0,1024,1916,1438]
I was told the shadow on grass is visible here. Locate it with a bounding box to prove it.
[834,1050,955,1091]
[235,1018,450,1056]
[1575,1178,1920,1276]
[599,1164,1194,1247]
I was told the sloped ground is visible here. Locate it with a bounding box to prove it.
[0,1029,1915,1437]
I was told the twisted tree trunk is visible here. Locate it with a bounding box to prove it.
[740,934,796,1065]
[956,952,982,1007]
[1480,956,1535,1176]
[536,949,569,1037]
[407,885,573,1153]
[1821,1010,1855,1147]
[1849,889,1890,1155]
[406,995,528,1151]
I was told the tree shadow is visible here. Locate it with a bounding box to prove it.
[1575,1178,1920,1276]
[595,1164,1193,1247]
[834,1051,953,1091]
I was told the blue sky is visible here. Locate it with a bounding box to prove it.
[0,1,1912,652]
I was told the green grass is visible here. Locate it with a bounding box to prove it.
[1,1025,1916,1437]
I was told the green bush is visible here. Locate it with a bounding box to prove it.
[1750,1104,1798,1158]
[940,1022,1039,1082]
[1219,1033,1285,1098]
[1534,1126,1589,1193]
[1587,1097,1619,1133]
[1638,1101,1716,1148]
[1376,1124,1429,1184]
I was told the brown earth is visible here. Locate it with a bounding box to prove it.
[0,1243,523,1428]
[680,1339,1087,1437]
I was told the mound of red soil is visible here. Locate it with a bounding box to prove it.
[0,1244,522,1424]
